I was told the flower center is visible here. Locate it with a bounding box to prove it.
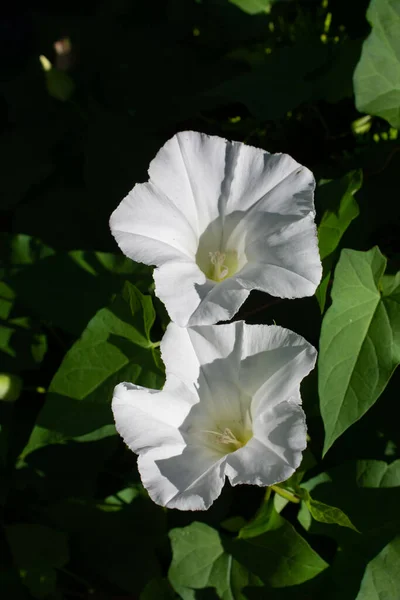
[206,250,238,282]
[203,427,244,450]
[199,414,253,455]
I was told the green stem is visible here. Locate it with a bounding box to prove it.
[271,485,300,504]
[264,487,272,503]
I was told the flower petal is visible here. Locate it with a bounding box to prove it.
[138,444,227,510]
[154,261,249,327]
[225,145,314,216]
[110,182,198,266]
[225,400,307,487]
[112,382,194,453]
[161,322,316,410]
[160,321,245,389]
[148,131,232,234]
[234,213,322,298]
[239,324,317,411]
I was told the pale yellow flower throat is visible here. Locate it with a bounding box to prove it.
[203,427,244,450]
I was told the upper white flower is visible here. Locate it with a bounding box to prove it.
[112,321,316,511]
[110,131,322,327]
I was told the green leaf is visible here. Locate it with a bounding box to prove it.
[0,278,47,373]
[315,170,362,312]
[0,234,54,269]
[297,461,400,599]
[299,488,359,532]
[232,507,328,587]
[319,247,400,455]
[355,536,400,599]
[354,0,400,129]
[21,282,163,456]
[5,524,69,599]
[0,316,47,372]
[356,458,400,487]
[6,245,153,336]
[229,0,272,15]
[317,171,362,262]
[298,459,400,538]
[169,522,261,600]
[238,496,274,540]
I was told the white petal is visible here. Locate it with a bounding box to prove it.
[160,321,245,389]
[138,444,227,510]
[239,324,317,411]
[161,323,316,411]
[154,261,249,327]
[112,382,194,453]
[225,145,314,216]
[148,131,231,234]
[234,213,322,298]
[188,276,250,327]
[226,400,307,487]
[110,182,198,266]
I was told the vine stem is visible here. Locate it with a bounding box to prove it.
[271,485,301,504]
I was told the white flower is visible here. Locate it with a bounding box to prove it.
[110,131,322,327]
[112,321,316,511]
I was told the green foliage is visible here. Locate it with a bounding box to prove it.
[299,488,359,532]
[354,0,400,128]
[169,509,328,597]
[355,537,400,599]
[22,282,162,456]
[297,460,400,599]
[2,234,153,336]
[229,0,273,15]
[169,521,256,599]
[316,170,362,311]
[319,247,400,455]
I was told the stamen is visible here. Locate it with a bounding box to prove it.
[209,251,229,281]
[202,427,243,450]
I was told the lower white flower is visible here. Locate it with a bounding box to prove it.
[112,321,317,510]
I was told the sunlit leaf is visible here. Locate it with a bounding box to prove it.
[354,0,400,129]
[229,0,273,15]
[319,247,400,454]
[299,488,359,531]
[21,283,162,456]
[169,521,262,599]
